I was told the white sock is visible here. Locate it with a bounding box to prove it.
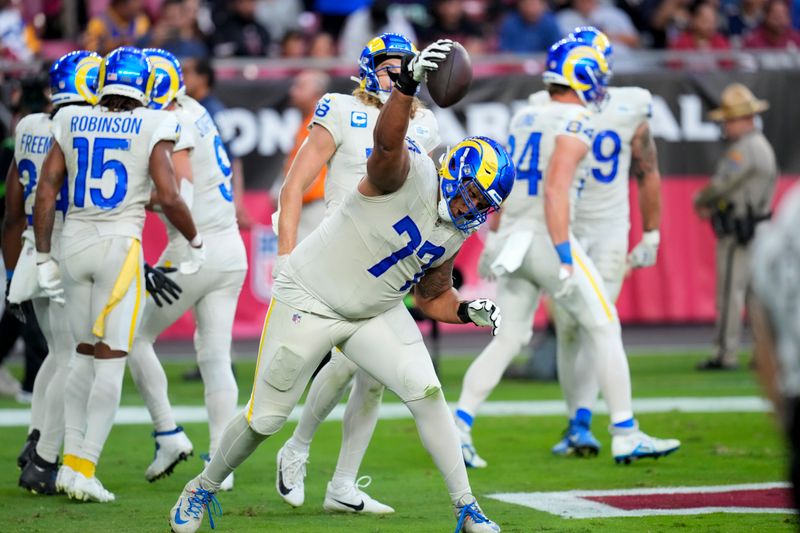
[586,323,633,425]
[288,349,356,452]
[28,352,57,433]
[406,390,471,505]
[80,357,126,464]
[63,353,94,458]
[198,359,238,455]
[128,339,176,433]
[457,335,523,416]
[331,370,383,487]
[204,413,266,485]
[35,364,70,463]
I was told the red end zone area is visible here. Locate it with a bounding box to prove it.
[489,482,796,518]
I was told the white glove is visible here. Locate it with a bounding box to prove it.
[408,39,453,82]
[459,298,501,336]
[36,258,65,305]
[553,265,578,300]
[179,240,206,275]
[627,230,660,269]
[477,231,501,281]
[272,254,289,280]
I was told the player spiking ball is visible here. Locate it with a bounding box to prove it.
[169,39,514,533]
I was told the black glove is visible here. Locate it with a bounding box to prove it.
[144,264,182,307]
[4,279,32,324]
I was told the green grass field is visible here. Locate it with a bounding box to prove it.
[0,351,795,532]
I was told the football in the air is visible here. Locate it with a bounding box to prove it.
[427,42,473,108]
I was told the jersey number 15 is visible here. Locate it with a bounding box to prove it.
[72,136,130,209]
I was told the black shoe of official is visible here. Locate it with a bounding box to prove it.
[17,429,40,470]
[696,358,739,371]
[19,451,57,495]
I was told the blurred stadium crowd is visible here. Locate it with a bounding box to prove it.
[2,0,800,63]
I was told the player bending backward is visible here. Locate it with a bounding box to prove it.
[124,48,248,489]
[33,46,205,503]
[273,32,440,513]
[454,37,680,467]
[169,40,512,533]
[4,52,100,493]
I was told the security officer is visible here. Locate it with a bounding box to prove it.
[694,83,777,370]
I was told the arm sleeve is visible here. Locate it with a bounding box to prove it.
[309,93,343,148]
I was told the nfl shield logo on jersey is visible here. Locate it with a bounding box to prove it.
[251,223,279,303]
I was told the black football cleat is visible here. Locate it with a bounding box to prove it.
[19,451,58,495]
[17,429,40,470]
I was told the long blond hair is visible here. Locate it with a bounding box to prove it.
[352,87,424,119]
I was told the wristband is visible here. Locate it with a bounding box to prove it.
[394,55,420,97]
[457,301,471,324]
[36,252,51,264]
[554,240,573,265]
[6,269,13,281]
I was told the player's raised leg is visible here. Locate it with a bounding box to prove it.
[170,299,335,533]
[277,348,355,506]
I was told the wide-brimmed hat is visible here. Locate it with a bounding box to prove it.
[709,83,769,121]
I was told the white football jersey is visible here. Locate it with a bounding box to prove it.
[274,146,465,320]
[14,112,67,241]
[310,92,441,211]
[501,101,594,233]
[529,87,652,226]
[52,105,180,240]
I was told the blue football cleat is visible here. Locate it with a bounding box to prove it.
[551,420,601,457]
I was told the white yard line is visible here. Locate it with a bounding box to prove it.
[0,396,770,428]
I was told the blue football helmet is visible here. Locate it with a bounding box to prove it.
[97,46,155,106]
[438,136,516,233]
[569,26,613,63]
[543,38,610,109]
[144,48,185,110]
[357,33,416,95]
[49,51,102,106]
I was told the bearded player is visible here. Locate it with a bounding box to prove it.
[273,32,440,513]
[169,40,511,533]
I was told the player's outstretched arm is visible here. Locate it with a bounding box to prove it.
[628,121,662,269]
[414,256,501,334]
[2,160,25,271]
[277,126,336,255]
[544,135,588,251]
[149,140,199,243]
[149,147,194,209]
[363,39,453,197]
[362,89,414,196]
[33,143,67,255]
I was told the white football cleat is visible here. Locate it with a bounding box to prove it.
[323,476,394,514]
[68,472,115,503]
[146,426,193,482]
[203,454,233,491]
[56,465,75,494]
[612,427,681,464]
[276,444,308,507]
[454,495,501,532]
[455,417,487,468]
[169,476,222,533]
